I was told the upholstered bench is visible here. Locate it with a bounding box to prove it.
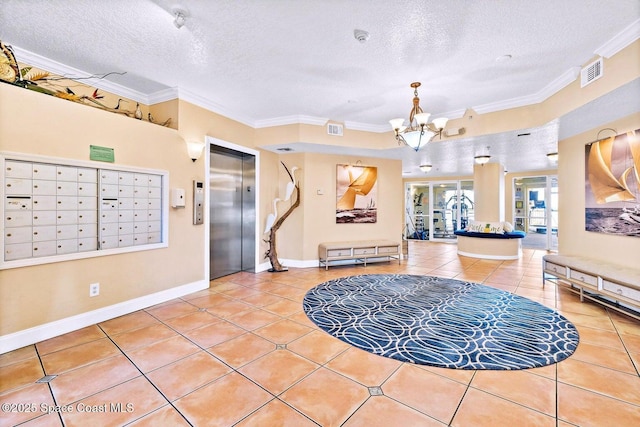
[453,221,525,260]
[542,254,640,320]
[318,240,400,270]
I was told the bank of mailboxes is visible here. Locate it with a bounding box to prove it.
[4,160,163,262]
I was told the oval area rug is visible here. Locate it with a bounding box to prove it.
[303,274,579,370]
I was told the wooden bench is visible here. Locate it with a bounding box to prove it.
[318,240,400,270]
[543,254,640,320]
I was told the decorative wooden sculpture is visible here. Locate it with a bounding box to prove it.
[264,162,300,272]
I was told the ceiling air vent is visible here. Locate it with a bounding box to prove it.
[327,123,343,136]
[580,57,603,88]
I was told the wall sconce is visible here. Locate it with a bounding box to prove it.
[474,155,491,165]
[547,152,558,162]
[186,140,205,162]
[419,164,432,173]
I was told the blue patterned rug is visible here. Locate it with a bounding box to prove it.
[303,274,579,370]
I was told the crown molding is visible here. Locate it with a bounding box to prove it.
[473,66,581,114]
[147,88,179,105]
[344,121,389,133]
[594,18,640,58]
[177,88,256,127]
[254,115,328,128]
[12,46,152,104]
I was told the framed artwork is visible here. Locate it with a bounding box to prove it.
[585,128,640,237]
[336,164,377,223]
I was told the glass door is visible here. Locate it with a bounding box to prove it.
[405,183,430,240]
[513,176,558,250]
[405,181,475,242]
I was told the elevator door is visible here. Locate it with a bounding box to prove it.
[210,146,255,279]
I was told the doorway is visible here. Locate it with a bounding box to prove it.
[209,145,256,279]
[513,176,558,250]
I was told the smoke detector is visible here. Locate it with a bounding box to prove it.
[354,29,370,43]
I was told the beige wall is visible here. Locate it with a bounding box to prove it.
[558,112,640,266]
[0,83,205,335]
[298,153,403,260]
[473,163,505,222]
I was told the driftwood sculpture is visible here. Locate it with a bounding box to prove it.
[264,162,300,272]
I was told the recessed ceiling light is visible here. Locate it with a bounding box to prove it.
[496,54,512,62]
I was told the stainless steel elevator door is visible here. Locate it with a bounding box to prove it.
[210,147,255,280]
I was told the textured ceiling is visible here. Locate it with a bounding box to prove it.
[1,0,639,176]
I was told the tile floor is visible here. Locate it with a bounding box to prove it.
[1,241,639,426]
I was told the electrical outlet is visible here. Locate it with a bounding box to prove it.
[89,283,100,297]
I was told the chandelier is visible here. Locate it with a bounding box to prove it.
[389,82,448,151]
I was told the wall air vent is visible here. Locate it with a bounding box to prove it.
[580,57,603,88]
[327,123,343,136]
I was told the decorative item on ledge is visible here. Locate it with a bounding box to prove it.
[264,162,301,272]
[0,39,173,127]
[389,82,448,152]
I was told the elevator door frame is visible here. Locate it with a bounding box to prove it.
[205,137,260,280]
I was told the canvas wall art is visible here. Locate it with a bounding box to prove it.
[585,128,640,236]
[336,164,377,223]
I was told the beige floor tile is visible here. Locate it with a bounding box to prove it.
[287,310,317,328]
[451,387,556,427]
[207,332,275,368]
[342,395,446,427]
[239,349,318,394]
[254,319,313,344]
[60,376,166,427]
[557,358,640,405]
[162,309,220,333]
[185,292,233,308]
[416,365,476,384]
[239,292,285,308]
[205,299,254,319]
[0,355,45,393]
[288,330,350,365]
[235,398,318,427]
[570,340,637,374]
[228,308,282,330]
[19,412,64,426]
[110,323,178,351]
[40,338,121,375]
[184,319,246,348]
[98,310,160,335]
[145,300,199,320]
[263,298,305,316]
[471,370,556,416]
[126,335,200,373]
[49,354,140,405]
[146,351,231,401]
[383,364,467,424]
[0,345,37,368]
[557,382,640,426]
[325,347,401,386]
[173,372,272,426]
[576,324,628,351]
[127,404,191,426]
[0,383,55,426]
[35,325,105,355]
[280,367,370,427]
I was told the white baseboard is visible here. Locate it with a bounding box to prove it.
[0,280,209,354]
